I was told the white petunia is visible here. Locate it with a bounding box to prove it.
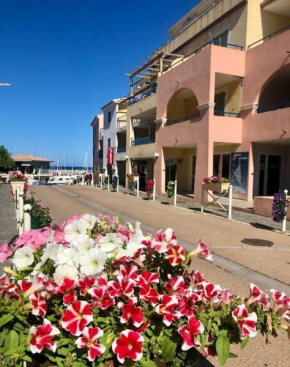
[41,242,64,263]
[53,264,79,285]
[98,233,123,254]
[80,248,107,276]
[71,235,95,254]
[55,248,79,267]
[80,214,98,230]
[12,247,34,269]
[64,220,87,243]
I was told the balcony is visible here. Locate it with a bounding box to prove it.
[248,24,290,49]
[129,84,157,106]
[131,135,155,146]
[117,147,126,153]
[117,119,127,132]
[214,111,241,117]
[165,113,200,126]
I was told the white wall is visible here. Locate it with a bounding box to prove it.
[102,103,119,175]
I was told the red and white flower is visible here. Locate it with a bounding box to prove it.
[78,276,96,296]
[61,301,93,336]
[189,239,213,262]
[112,330,144,364]
[165,276,186,296]
[166,246,185,266]
[88,285,115,309]
[76,327,105,362]
[118,265,139,282]
[178,316,204,351]
[156,295,181,326]
[107,276,135,298]
[29,319,60,354]
[29,292,47,316]
[247,283,270,308]
[152,228,177,253]
[201,282,222,303]
[232,304,257,339]
[56,278,77,306]
[137,271,159,288]
[118,298,144,327]
[270,289,290,322]
[139,285,159,305]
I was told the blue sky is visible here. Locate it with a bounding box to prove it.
[0,0,198,166]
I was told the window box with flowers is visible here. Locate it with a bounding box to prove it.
[202,176,230,193]
[0,215,289,367]
[9,172,29,195]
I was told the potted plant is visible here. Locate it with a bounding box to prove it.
[202,176,230,193]
[10,172,29,195]
[24,193,52,229]
[272,191,288,223]
[166,181,175,198]
[0,215,289,366]
[145,179,154,199]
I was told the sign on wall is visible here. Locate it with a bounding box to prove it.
[230,152,249,194]
[107,147,114,166]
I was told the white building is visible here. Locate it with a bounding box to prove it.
[101,98,127,185]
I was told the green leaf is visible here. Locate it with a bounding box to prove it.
[216,335,230,367]
[241,336,249,350]
[57,347,69,356]
[0,314,13,328]
[161,336,177,363]
[229,353,238,358]
[139,358,158,367]
[72,362,87,367]
[23,355,33,362]
[99,331,115,350]
[4,330,19,353]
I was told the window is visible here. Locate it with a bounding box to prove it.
[213,30,228,47]
[108,138,111,148]
[214,91,226,116]
[108,111,112,124]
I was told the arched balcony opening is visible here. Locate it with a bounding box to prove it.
[166,89,200,126]
[258,66,290,113]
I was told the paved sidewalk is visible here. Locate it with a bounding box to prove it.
[115,185,290,234]
[0,184,18,273]
[30,185,290,367]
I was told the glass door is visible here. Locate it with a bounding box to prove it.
[267,155,281,195]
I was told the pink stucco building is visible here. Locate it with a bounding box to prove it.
[125,0,290,204]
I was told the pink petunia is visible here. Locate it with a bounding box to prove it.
[112,330,144,364]
[14,228,52,250]
[232,304,257,339]
[61,301,93,336]
[29,319,60,354]
[178,316,204,351]
[118,298,144,327]
[0,243,12,263]
[76,327,105,362]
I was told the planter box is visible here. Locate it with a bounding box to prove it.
[10,181,25,195]
[203,182,230,193]
[254,196,290,220]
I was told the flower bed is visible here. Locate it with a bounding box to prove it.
[0,214,289,366]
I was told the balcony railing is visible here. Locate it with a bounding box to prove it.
[117,147,126,153]
[131,135,155,146]
[248,24,290,50]
[214,111,241,117]
[164,41,243,72]
[257,101,290,114]
[129,84,157,106]
[165,113,200,126]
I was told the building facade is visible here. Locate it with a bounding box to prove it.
[91,114,104,176]
[124,0,290,203]
[101,99,127,185]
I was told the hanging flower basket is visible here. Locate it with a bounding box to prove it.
[166,181,175,198]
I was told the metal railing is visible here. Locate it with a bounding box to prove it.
[257,101,290,114]
[165,113,200,126]
[117,147,126,153]
[214,110,241,117]
[131,135,155,146]
[129,84,157,106]
[248,24,290,50]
